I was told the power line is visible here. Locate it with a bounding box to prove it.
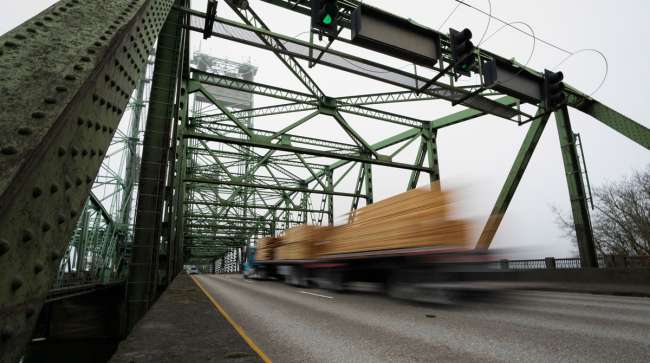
[453,0,573,55]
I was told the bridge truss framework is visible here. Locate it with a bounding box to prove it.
[0,0,648,360]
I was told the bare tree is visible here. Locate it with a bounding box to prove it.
[553,164,650,256]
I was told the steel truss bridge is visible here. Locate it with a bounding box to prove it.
[0,0,648,361]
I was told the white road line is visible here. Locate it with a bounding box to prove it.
[300,291,334,299]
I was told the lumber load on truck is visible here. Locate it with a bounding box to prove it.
[255,236,280,261]
[318,184,471,255]
[275,225,333,260]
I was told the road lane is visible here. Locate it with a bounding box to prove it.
[197,274,650,362]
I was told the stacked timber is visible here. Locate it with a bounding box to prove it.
[318,184,471,255]
[275,225,333,260]
[255,236,280,261]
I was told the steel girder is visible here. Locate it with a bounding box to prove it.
[127,0,188,329]
[554,106,598,268]
[476,109,551,249]
[0,0,174,360]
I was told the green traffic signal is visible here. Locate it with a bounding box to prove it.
[322,14,333,25]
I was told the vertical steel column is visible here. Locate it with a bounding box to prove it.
[407,140,426,190]
[171,78,191,278]
[127,1,186,329]
[554,106,597,267]
[363,163,373,205]
[424,123,440,184]
[164,12,190,285]
[326,169,334,225]
[477,111,550,249]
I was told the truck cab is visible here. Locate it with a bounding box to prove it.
[242,247,257,278]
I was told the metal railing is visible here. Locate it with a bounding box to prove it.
[497,255,650,270]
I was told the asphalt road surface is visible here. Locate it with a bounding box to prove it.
[196,274,650,362]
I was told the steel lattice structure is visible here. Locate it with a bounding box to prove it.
[0,0,649,361]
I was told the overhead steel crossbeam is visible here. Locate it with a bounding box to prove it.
[181,6,525,121]
[190,70,428,127]
[192,102,317,123]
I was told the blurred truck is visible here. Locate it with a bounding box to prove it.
[243,184,496,302]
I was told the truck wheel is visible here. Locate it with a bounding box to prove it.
[322,270,345,293]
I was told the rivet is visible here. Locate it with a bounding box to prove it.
[58,147,66,157]
[42,223,51,232]
[86,176,92,184]
[55,85,68,93]
[1,146,18,155]
[81,149,88,157]
[31,111,46,119]
[64,74,76,81]
[70,209,77,218]
[95,122,101,130]
[4,41,18,48]
[44,97,56,104]
[77,117,84,126]
[56,213,66,224]
[102,126,108,132]
[75,177,82,186]
[50,251,60,261]
[87,119,93,128]
[70,147,78,157]
[34,263,44,274]
[90,150,96,157]
[50,184,58,193]
[17,127,33,135]
[32,187,42,198]
[22,230,33,242]
[64,177,71,189]
[11,278,23,292]
[0,239,9,256]
[73,64,83,71]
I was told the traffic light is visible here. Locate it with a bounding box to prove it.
[544,69,566,109]
[449,28,475,75]
[311,0,338,38]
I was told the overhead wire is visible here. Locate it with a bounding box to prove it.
[453,0,608,96]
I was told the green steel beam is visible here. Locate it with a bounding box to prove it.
[191,71,316,103]
[225,1,325,98]
[568,93,650,150]
[186,177,368,198]
[332,111,380,159]
[336,91,438,106]
[0,0,174,359]
[476,109,550,250]
[127,1,186,330]
[193,102,316,123]
[182,8,524,121]
[431,96,519,129]
[424,124,440,183]
[184,131,431,172]
[554,106,597,268]
[191,70,429,128]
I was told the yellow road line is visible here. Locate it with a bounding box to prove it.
[191,275,272,363]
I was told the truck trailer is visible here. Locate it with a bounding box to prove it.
[242,185,499,302]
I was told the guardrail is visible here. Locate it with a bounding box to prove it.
[497,255,650,270]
